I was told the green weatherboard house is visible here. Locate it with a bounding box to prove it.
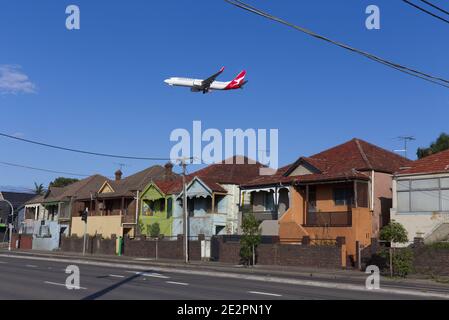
[139,180,181,237]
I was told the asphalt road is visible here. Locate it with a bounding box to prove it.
[0,255,437,300]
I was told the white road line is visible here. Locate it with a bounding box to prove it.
[166,281,189,286]
[248,291,282,297]
[109,274,125,278]
[44,281,87,290]
[0,261,7,264]
[3,253,448,300]
[126,271,170,279]
[26,264,38,268]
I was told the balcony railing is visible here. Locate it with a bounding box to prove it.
[243,210,278,221]
[122,214,135,224]
[305,211,352,227]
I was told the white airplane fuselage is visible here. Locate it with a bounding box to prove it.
[164,77,230,90]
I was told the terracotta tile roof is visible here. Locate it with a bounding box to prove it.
[94,166,176,199]
[189,156,264,185]
[307,138,411,174]
[240,165,292,187]
[242,138,410,187]
[150,156,261,195]
[396,149,449,175]
[70,175,112,200]
[154,175,227,195]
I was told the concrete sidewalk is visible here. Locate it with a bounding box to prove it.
[2,248,448,291]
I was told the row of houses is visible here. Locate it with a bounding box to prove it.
[20,138,449,260]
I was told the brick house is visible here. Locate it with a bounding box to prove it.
[138,157,264,238]
[240,138,411,259]
[70,164,176,238]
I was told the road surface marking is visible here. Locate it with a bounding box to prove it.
[126,271,170,279]
[44,281,87,290]
[248,291,282,297]
[109,274,125,278]
[4,253,448,300]
[0,261,7,264]
[166,281,189,286]
[26,264,38,268]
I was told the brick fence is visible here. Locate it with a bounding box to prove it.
[413,246,449,276]
[60,234,116,255]
[211,236,346,269]
[11,234,33,250]
[123,235,203,261]
[361,238,449,276]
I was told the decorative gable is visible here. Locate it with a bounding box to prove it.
[185,178,213,199]
[141,183,165,201]
[286,160,321,177]
[98,182,114,194]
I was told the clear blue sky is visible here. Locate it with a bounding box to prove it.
[1,0,448,191]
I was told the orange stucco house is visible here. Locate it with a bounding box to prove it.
[240,138,411,262]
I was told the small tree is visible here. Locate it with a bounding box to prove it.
[34,182,45,195]
[137,219,146,236]
[380,221,408,244]
[379,221,413,277]
[240,214,261,266]
[148,223,160,238]
[49,177,79,188]
[417,133,449,159]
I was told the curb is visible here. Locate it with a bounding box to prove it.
[1,253,448,299]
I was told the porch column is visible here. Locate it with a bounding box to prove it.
[34,206,38,220]
[58,202,62,220]
[305,185,309,225]
[354,180,358,208]
[121,197,125,217]
[211,194,215,214]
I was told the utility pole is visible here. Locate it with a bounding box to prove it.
[1,199,14,251]
[396,136,416,159]
[82,207,88,256]
[181,159,189,264]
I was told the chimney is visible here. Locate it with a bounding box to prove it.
[115,169,123,181]
[164,162,174,177]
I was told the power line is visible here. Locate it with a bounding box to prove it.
[0,161,91,177]
[402,0,449,25]
[419,0,449,16]
[0,132,174,161]
[224,0,449,89]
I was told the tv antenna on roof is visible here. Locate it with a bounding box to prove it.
[395,136,416,159]
[114,162,130,171]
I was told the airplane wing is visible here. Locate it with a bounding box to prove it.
[201,67,225,88]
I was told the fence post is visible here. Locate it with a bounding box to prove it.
[302,236,311,246]
[355,241,361,270]
[155,237,158,260]
[336,237,346,269]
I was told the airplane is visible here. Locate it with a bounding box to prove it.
[164,67,247,94]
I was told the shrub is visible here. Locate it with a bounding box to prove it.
[380,221,408,244]
[378,248,414,277]
[240,214,261,266]
[148,223,160,238]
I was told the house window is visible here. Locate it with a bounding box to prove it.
[308,186,317,212]
[167,198,173,218]
[333,187,354,206]
[397,177,449,213]
[263,192,275,211]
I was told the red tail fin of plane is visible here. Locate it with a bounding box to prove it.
[225,70,246,89]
